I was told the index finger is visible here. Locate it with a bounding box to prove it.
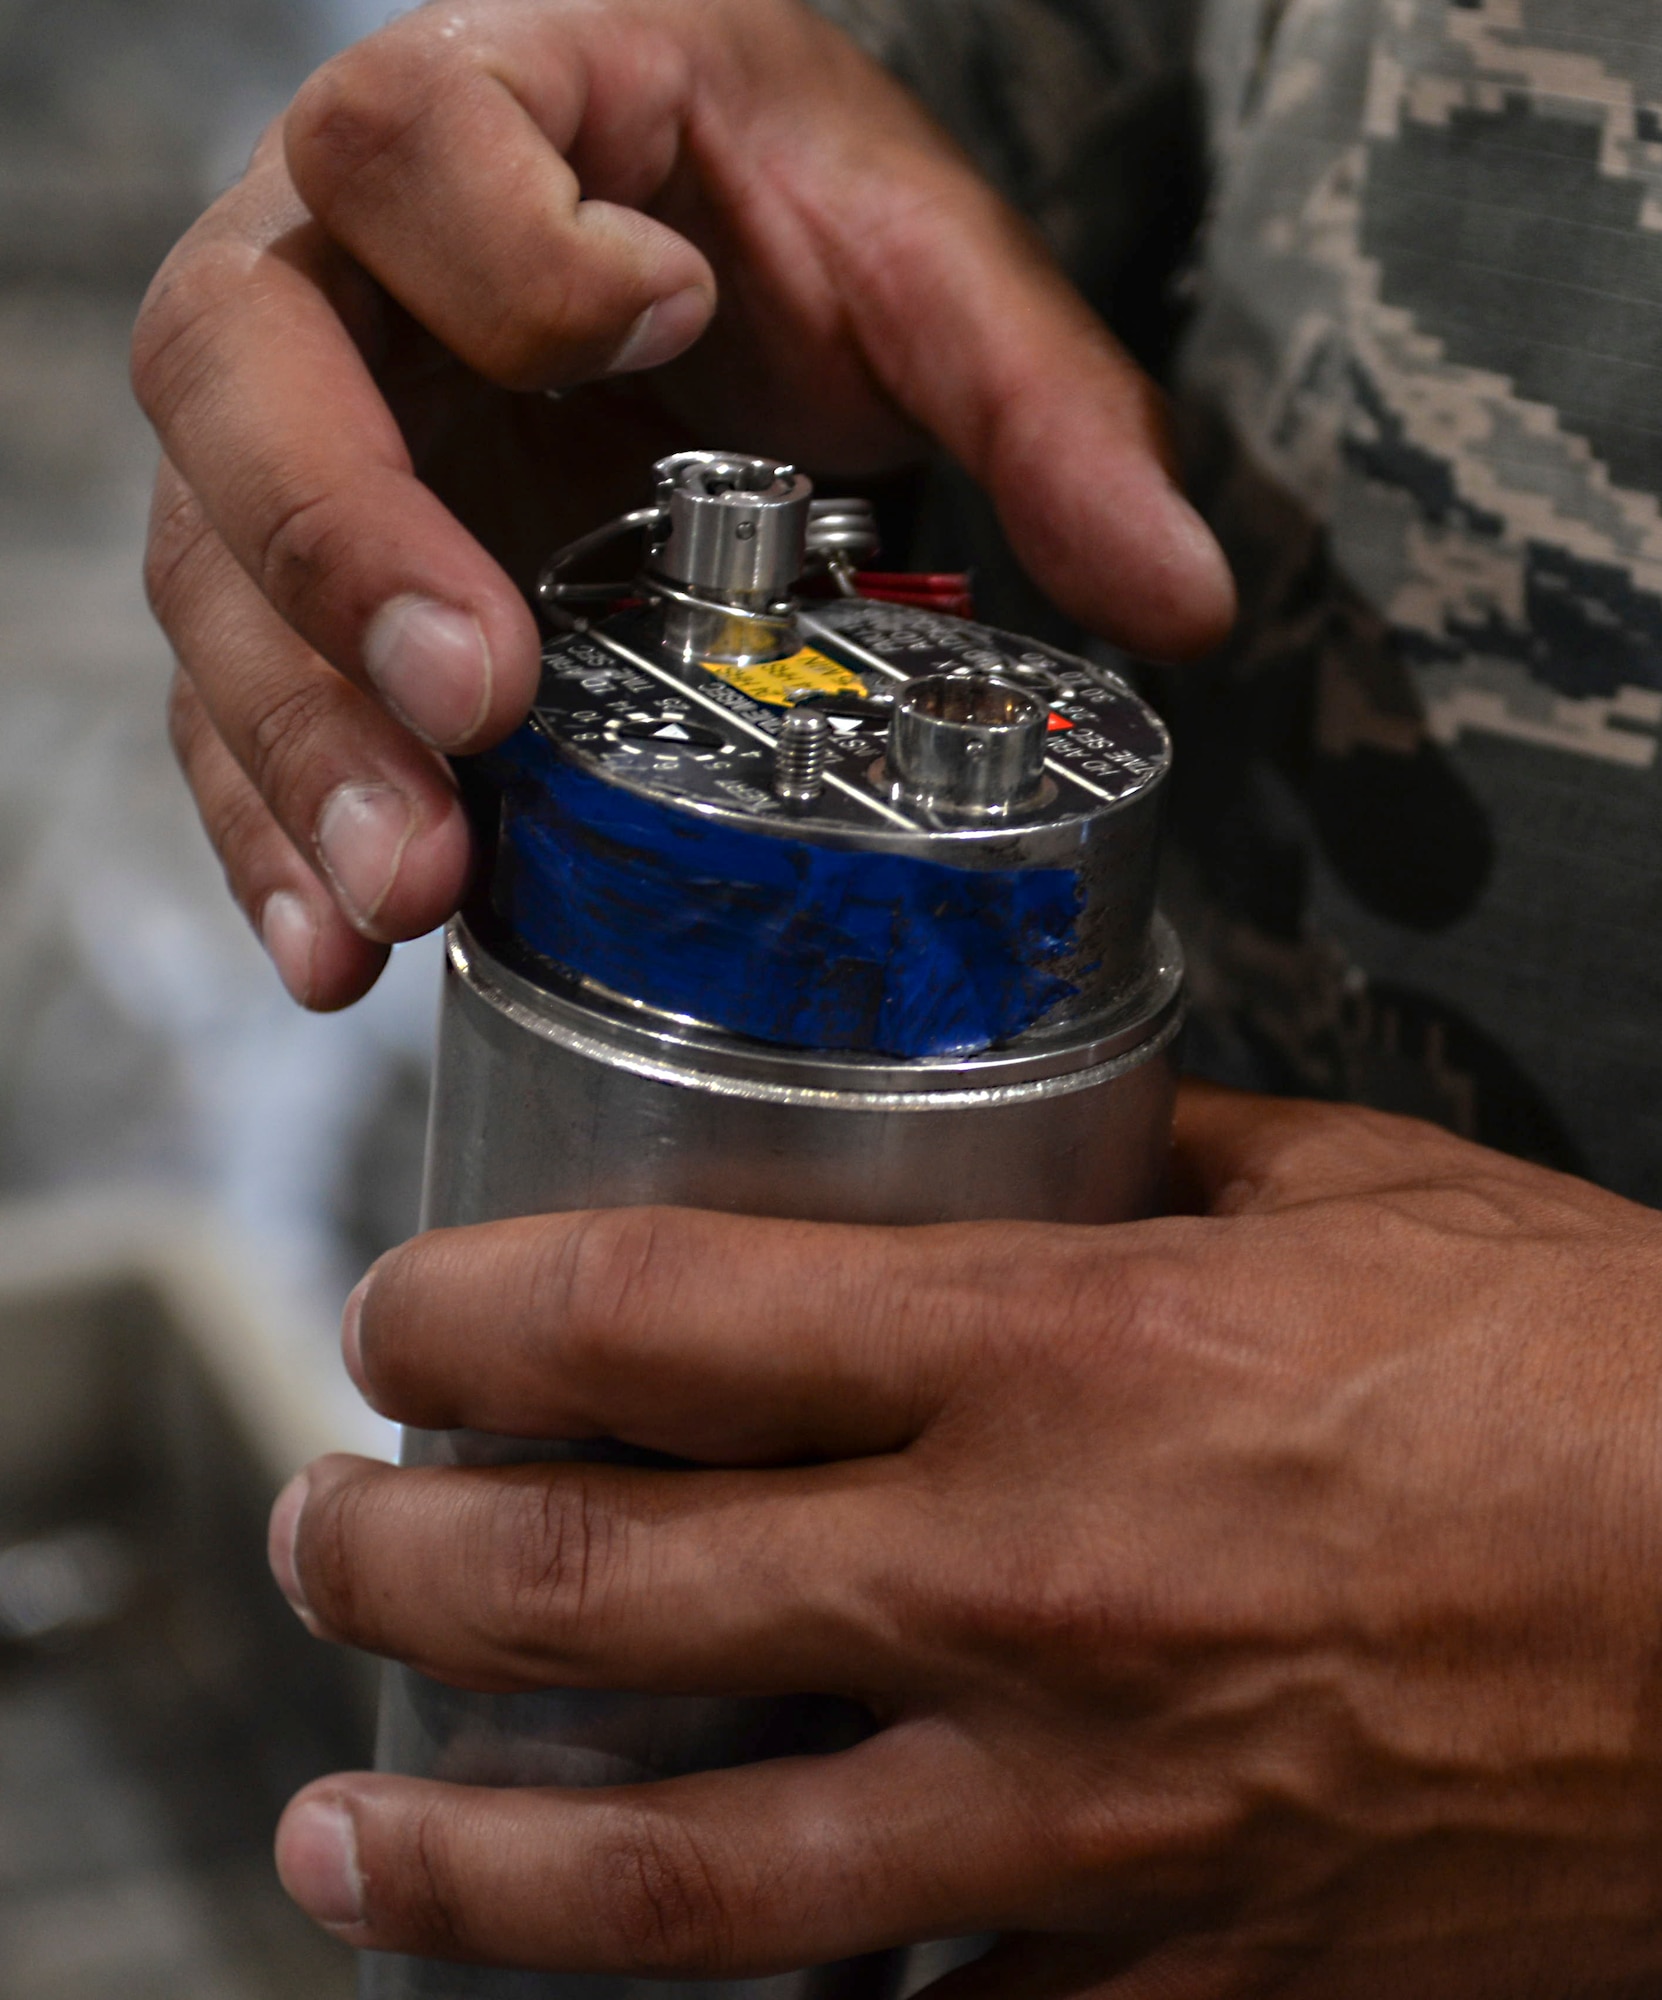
[133,134,542,756]
[828,159,1236,660]
[347,1207,1094,1458]
[282,0,1231,661]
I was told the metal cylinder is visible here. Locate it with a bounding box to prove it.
[362,919,1181,2000]
[649,453,813,602]
[365,450,1186,1999]
[886,673,1049,818]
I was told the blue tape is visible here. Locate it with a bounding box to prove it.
[483,731,1085,1059]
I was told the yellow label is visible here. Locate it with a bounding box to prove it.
[703,647,867,709]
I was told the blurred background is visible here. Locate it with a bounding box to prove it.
[0,2,431,1992]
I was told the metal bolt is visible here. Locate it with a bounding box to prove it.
[774,708,832,804]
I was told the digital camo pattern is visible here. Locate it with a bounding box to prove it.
[1175,0,1662,1197]
[809,0,1662,1202]
[1191,0,1662,771]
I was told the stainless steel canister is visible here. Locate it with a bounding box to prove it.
[361,451,1185,2000]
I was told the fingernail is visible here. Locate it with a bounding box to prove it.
[316,783,414,935]
[278,1797,365,1932]
[269,1471,321,1634]
[364,596,493,748]
[260,891,317,1006]
[342,1274,372,1401]
[607,287,713,376]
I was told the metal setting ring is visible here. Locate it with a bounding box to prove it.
[638,574,798,642]
[539,492,881,622]
[538,508,799,644]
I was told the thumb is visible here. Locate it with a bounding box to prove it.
[832,146,1235,661]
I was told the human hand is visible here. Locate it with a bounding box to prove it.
[267,1084,1662,1997]
[132,0,1234,1014]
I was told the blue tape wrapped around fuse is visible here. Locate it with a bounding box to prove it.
[482,728,1087,1060]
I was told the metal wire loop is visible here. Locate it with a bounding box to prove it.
[537,491,881,626]
[536,506,666,618]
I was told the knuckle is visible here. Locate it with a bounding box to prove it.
[286,27,612,392]
[539,1208,679,1357]
[286,25,468,216]
[286,45,423,204]
[590,1811,738,1975]
[399,1793,471,1960]
[131,236,243,433]
[1023,1555,1134,1658]
[131,256,196,420]
[300,1469,375,1628]
[210,784,283,895]
[1030,1243,1197,1373]
[1259,1099,1442,1196]
[1283,1097,1384,1162]
[940,1539,1114,1664]
[134,246,364,641]
[143,482,214,632]
[166,672,209,770]
[242,673,341,811]
[485,1477,621,1651]
[255,481,351,615]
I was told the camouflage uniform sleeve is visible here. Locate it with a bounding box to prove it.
[804,1,1662,1200]
[1171,0,1662,1202]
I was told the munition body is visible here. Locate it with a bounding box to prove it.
[365,453,1184,2000]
